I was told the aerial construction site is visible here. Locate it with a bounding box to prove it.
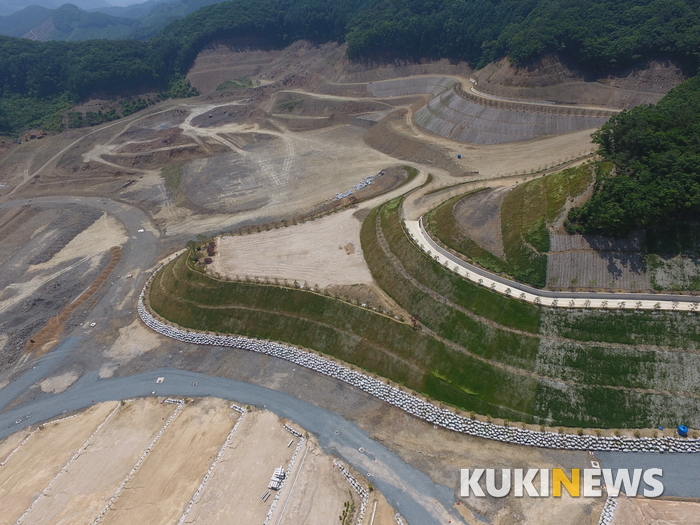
[1,39,699,525]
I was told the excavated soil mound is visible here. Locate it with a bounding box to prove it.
[115,129,191,153]
[138,108,189,130]
[364,110,465,175]
[104,143,228,169]
[190,104,250,128]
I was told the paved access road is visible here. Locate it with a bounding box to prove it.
[0,195,470,525]
[596,451,700,498]
[410,217,700,311]
[0,368,467,525]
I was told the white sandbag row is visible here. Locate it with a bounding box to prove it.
[177,405,246,525]
[0,428,39,468]
[283,424,303,438]
[138,284,700,453]
[0,411,83,468]
[597,496,618,525]
[334,460,369,525]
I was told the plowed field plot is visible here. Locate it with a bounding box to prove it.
[15,399,176,525]
[0,398,395,525]
[0,402,118,525]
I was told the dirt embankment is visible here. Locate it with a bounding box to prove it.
[364,109,466,175]
[473,55,685,108]
[25,246,122,356]
[453,187,509,259]
[187,40,475,95]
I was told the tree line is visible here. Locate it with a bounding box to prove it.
[566,76,700,239]
[2,0,700,134]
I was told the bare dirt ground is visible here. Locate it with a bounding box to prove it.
[0,401,118,525]
[611,494,700,524]
[100,397,236,525]
[23,399,177,525]
[366,403,603,525]
[0,398,395,525]
[39,371,79,394]
[212,207,372,288]
[100,318,164,377]
[0,205,127,369]
[453,187,509,259]
[182,409,299,525]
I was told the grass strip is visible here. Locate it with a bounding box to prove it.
[149,252,539,420]
[366,198,541,334]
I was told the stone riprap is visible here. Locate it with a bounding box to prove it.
[334,460,369,525]
[597,496,618,525]
[139,280,700,453]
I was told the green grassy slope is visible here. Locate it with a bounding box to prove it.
[428,164,597,288]
[149,249,539,421]
[149,197,700,428]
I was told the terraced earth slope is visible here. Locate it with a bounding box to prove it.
[413,85,612,145]
[431,161,700,293]
[149,196,700,429]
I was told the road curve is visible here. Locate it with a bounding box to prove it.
[409,217,700,311]
[0,369,468,525]
[0,196,159,410]
[0,196,468,525]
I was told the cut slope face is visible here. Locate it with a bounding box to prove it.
[414,86,610,144]
[366,76,457,97]
[474,56,685,109]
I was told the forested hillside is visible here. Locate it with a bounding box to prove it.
[2,0,700,135]
[566,76,700,240]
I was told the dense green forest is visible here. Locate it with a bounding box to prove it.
[2,0,700,135]
[566,76,700,240]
